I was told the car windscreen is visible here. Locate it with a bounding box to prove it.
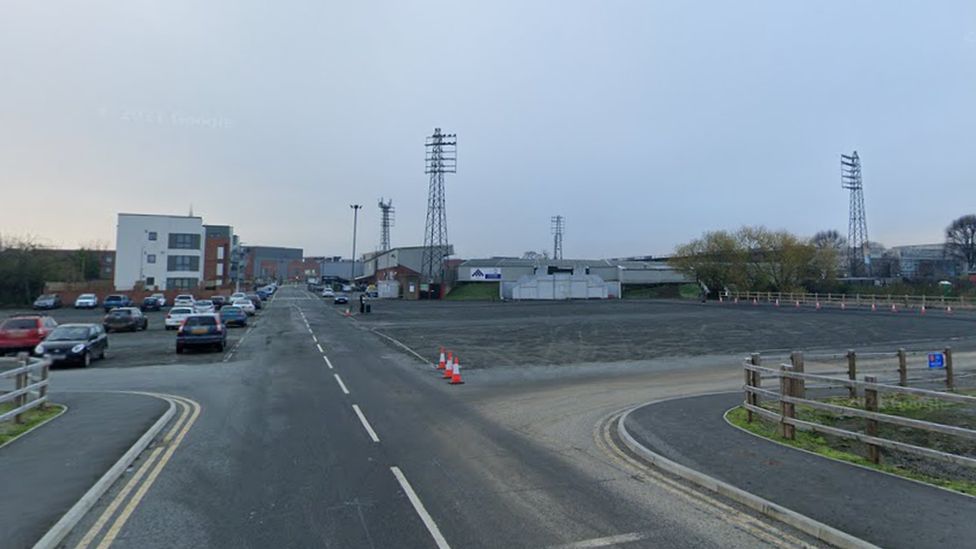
[106,296,123,301]
[183,316,217,327]
[48,327,91,341]
[170,308,193,315]
[108,310,132,317]
[1,318,38,330]
[222,307,242,314]
[195,301,213,306]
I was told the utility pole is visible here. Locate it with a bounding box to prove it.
[841,151,870,277]
[551,215,565,260]
[350,204,362,286]
[421,128,457,298]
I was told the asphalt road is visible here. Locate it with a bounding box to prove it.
[51,286,825,548]
[357,299,976,369]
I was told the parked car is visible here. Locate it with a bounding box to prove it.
[103,307,148,332]
[232,299,256,316]
[256,288,271,301]
[165,307,195,330]
[103,294,133,312]
[211,295,228,310]
[74,293,99,309]
[174,294,196,307]
[334,293,350,305]
[150,293,167,307]
[246,294,263,310]
[219,306,248,327]
[321,288,335,299]
[193,300,216,314]
[33,294,62,310]
[176,314,226,353]
[140,296,162,312]
[0,315,58,354]
[230,292,248,302]
[34,323,107,367]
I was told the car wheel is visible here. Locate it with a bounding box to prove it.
[176,344,184,354]
[216,342,225,352]
[82,352,91,368]
[98,347,106,360]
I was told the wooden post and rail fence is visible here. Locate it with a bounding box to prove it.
[0,353,52,424]
[722,290,971,312]
[742,350,976,467]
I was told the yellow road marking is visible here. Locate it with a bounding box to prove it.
[74,394,201,549]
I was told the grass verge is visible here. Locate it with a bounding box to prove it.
[727,406,976,496]
[623,283,701,299]
[0,403,66,446]
[445,282,500,301]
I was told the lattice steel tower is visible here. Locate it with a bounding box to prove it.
[841,151,870,277]
[378,198,394,251]
[421,128,457,286]
[551,215,565,260]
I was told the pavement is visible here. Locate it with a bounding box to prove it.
[623,392,976,549]
[0,391,168,549]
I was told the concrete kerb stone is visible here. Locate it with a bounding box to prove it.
[32,395,177,549]
[617,398,879,549]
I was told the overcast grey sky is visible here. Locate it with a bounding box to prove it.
[1,1,974,258]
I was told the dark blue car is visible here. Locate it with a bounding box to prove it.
[103,294,132,312]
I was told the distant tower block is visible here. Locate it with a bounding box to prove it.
[551,215,565,260]
[378,198,394,251]
[420,128,457,287]
[841,151,870,276]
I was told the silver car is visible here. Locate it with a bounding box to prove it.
[193,300,216,314]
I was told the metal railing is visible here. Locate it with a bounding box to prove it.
[742,354,976,468]
[723,290,971,311]
[0,353,52,424]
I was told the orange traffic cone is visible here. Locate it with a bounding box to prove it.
[775,298,780,307]
[891,303,897,313]
[816,301,821,310]
[443,356,454,379]
[734,298,739,304]
[752,298,758,305]
[947,305,953,314]
[841,302,846,310]
[795,300,800,308]
[450,357,464,384]
[871,303,877,312]
[437,348,446,370]
[920,305,926,315]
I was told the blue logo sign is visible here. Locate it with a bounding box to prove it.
[928,353,945,369]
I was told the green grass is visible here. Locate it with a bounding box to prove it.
[445,282,500,301]
[623,283,701,299]
[727,406,976,496]
[0,402,65,446]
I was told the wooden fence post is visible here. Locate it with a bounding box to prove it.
[846,350,857,399]
[779,365,795,440]
[790,351,805,398]
[38,360,49,410]
[898,348,907,387]
[944,347,954,391]
[864,375,881,464]
[14,353,28,424]
[746,353,761,422]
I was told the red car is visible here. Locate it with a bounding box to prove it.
[0,315,59,354]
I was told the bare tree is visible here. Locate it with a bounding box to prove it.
[945,214,976,271]
[811,230,846,251]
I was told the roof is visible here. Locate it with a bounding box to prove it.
[459,258,679,270]
[118,213,202,220]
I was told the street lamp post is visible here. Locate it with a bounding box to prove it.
[350,204,362,287]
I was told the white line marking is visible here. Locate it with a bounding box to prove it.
[323,355,334,369]
[352,404,379,442]
[308,327,314,335]
[316,343,324,354]
[312,334,318,343]
[550,532,646,549]
[390,466,450,549]
[334,373,350,395]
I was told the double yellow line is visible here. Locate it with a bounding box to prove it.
[75,394,201,549]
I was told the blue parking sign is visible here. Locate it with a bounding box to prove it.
[928,353,945,369]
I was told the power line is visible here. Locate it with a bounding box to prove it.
[420,128,457,293]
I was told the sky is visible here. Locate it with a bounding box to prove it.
[1,1,974,259]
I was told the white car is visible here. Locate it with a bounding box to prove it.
[174,294,195,307]
[165,307,195,330]
[150,293,167,307]
[233,299,256,315]
[193,300,216,314]
[321,288,335,298]
[74,293,98,309]
[230,292,248,302]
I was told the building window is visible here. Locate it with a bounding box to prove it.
[148,231,157,241]
[146,254,156,264]
[106,256,113,263]
[146,276,155,286]
[166,277,198,290]
[217,246,225,260]
[168,233,201,250]
[167,255,200,272]
[216,263,224,277]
